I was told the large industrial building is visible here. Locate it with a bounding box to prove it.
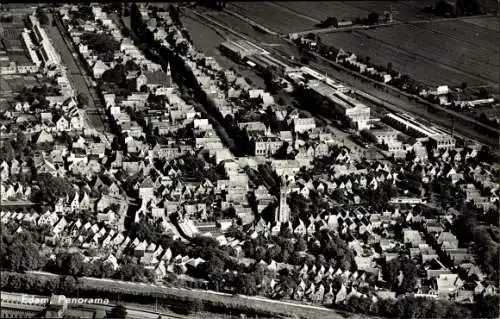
[219,39,268,61]
[307,79,371,130]
[220,39,300,77]
[383,112,456,150]
[28,14,61,68]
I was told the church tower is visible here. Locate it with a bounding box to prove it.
[166,61,172,86]
[275,177,290,223]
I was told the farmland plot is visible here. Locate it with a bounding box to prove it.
[463,16,500,31]
[229,2,316,33]
[357,24,499,86]
[207,11,278,43]
[321,31,484,86]
[276,1,372,22]
[343,1,436,21]
[414,20,500,53]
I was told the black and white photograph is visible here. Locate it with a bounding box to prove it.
[0,1,499,318]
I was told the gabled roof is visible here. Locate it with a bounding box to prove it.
[139,177,154,189]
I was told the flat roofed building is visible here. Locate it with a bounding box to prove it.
[293,117,316,133]
[430,134,456,150]
[370,125,399,145]
[307,80,370,130]
[219,39,268,60]
[383,113,448,141]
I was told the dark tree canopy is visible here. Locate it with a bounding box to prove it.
[109,304,128,319]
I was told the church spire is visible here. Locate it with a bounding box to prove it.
[166,62,172,86]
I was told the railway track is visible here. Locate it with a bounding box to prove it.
[189,7,499,149]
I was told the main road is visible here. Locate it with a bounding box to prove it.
[46,9,112,147]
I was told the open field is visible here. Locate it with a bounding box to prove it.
[276,1,371,23]
[342,1,436,21]
[358,23,499,87]
[229,2,316,33]
[414,19,500,52]
[462,15,500,31]
[206,11,278,43]
[321,18,500,89]
[321,31,481,87]
[234,0,437,32]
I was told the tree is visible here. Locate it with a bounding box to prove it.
[101,261,116,278]
[102,50,115,63]
[479,87,490,98]
[58,276,77,295]
[254,246,266,261]
[31,174,73,203]
[427,300,447,318]
[267,245,282,262]
[367,12,379,25]
[82,261,101,277]
[125,60,140,72]
[384,257,401,287]
[109,304,127,319]
[81,32,120,54]
[0,141,15,162]
[296,237,308,251]
[176,41,190,56]
[300,56,310,65]
[2,241,45,272]
[235,273,257,296]
[316,16,338,28]
[168,4,182,27]
[387,62,393,73]
[16,131,27,149]
[474,295,499,318]
[77,93,89,108]
[36,9,49,25]
[182,299,204,315]
[58,252,85,276]
[460,81,468,90]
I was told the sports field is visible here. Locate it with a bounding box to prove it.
[462,15,499,31]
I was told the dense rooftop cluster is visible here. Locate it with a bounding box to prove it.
[0,3,498,319]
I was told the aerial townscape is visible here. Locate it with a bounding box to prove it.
[0,2,499,319]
